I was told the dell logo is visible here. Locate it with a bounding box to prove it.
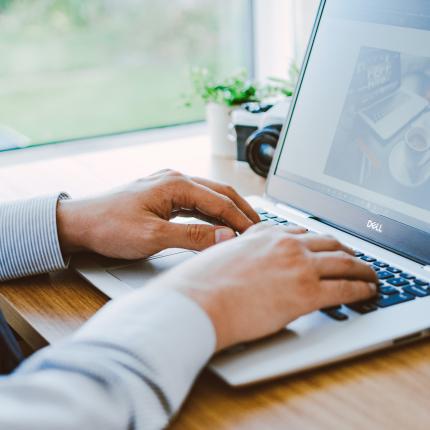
[367,220,383,233]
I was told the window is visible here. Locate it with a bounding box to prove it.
[253,0,319,82]
[0,0,252,149]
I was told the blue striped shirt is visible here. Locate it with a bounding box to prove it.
[0,194,215,429]
[0,194,69,281]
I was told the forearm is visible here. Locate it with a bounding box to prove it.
[0,194,69,281]
[0,288,216,429]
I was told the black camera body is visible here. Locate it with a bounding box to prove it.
[232,101,290,177]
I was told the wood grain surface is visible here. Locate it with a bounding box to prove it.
[1,129,429,430]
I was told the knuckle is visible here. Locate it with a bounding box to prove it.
[329,238,342,248]
[186,224,207,244]
[165,174,188,188]
[336,251,355,268]
[220,196,236,211]
[278,236,303,252]
[324,235,342,248]
[324,234,336,241]
[164,169,183,177]
[224,185,237,195]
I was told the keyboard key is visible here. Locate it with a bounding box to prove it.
[401,273,416,280]
[346,301,378,314]
[273,217,288,223]
[321,307,349,321]
[414,279,429,287]
[403,285,429,298]
[387,278,410,287]
[354,251,364,257]
[264,213,278,219]
[377,293,414,308]
[380,286,399,295]
[361,255,376,263]
[372,266,381,272]
[256,208,268,215]
[387,267,402,274]
[377,271,395,280]
[373,261,389,268]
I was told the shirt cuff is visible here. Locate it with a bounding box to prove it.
[0,193,70,281]
[73,287,216,412]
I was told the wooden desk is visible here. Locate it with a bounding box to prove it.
[1,129,430,430]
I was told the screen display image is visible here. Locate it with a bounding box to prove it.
[324,46,430,211]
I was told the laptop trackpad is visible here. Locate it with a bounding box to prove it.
[107,250,196,289]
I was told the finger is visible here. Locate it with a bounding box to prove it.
[243,222,306,237]
[160,221,236,251]
[173,180,254,233]
[294,234,354,255]
[279,225,308,235]
[191,177,260,224]
[318,280,378,309]
[315,251,378,282]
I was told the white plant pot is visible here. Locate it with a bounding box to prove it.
[206,102,235,159]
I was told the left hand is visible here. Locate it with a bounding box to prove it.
[56,169,260,259]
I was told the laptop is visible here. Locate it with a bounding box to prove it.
[74,0,430,387]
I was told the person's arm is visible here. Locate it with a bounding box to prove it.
[0,223,377,430]
[0,170,377,429]
[0,193,70,281]
[1,170,260,281]
[0,288,215,430]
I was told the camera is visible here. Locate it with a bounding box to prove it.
[232,100,290,177]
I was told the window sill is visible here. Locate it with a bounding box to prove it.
[0,122,207,168]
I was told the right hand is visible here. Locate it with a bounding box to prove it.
[151,223,378,351]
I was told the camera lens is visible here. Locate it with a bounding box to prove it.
[245,125,282,177]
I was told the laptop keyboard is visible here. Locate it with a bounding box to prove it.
[256,209,429,322]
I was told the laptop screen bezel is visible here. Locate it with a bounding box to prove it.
[265,0,430,265]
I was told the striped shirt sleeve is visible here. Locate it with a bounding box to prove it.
[0,288,216,430]
[0,194,70,281]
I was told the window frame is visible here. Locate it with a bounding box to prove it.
[252,0,319,81]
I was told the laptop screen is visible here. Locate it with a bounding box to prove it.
[275,0,430,235]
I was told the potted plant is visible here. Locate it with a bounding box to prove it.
[187,68,259,158]
[262,63,301,99]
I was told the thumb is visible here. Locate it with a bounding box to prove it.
[162,222,236,251]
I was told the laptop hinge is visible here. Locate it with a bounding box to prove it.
[275,202,313,219]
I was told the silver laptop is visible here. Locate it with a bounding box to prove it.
[75,0,430,387]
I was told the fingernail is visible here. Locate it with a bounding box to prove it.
[215,228,236,243]
[369,283,378,293]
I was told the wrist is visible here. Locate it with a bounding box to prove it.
[180,287,232,352]
[56,199,90,254]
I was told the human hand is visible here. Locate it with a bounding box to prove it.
[152,223,378,351]
[57,170,259,259]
